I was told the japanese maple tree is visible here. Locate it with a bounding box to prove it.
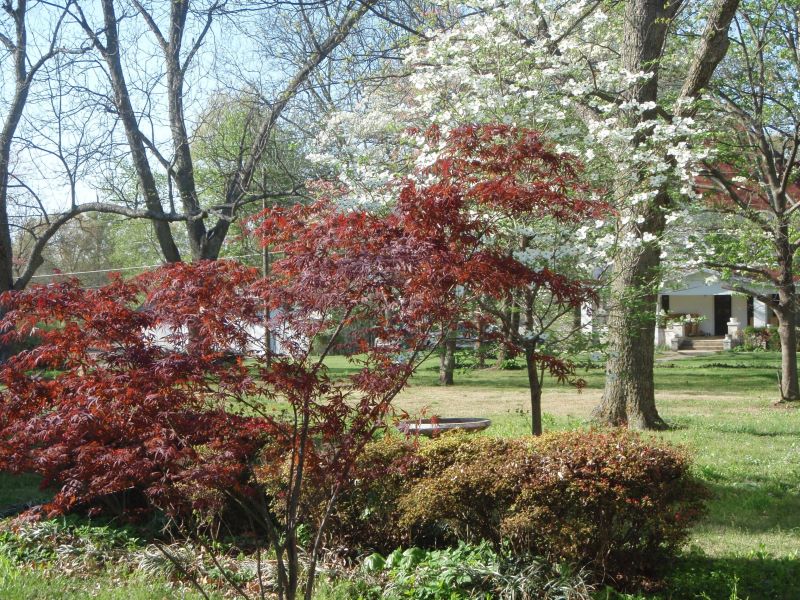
[0,124,600,600]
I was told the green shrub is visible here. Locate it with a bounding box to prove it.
[742,326,780,351]
[322,430,706,586]
[359,542,595,600]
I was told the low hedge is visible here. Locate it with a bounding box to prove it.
[319,430,706,586]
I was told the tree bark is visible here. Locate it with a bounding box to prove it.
[593,0,739,429]
[592,0,675,429]
[775,221,799,401]
[592,225,667,429]
[775,305,799,401]
[82,0,182,263]
[439,328,456,385]
[525,347,543,436]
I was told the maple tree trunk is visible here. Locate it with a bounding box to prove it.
[439,329,456,385]
[526,348,543,436]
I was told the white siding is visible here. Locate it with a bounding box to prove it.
[667,294,714,335]
[659,293,748,336]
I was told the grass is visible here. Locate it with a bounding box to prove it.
[0,555,212,600]
[324,351,800,599]
[0,473,50,514]
[1,350,799,598]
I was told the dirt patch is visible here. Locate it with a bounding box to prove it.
[395,386,601,418]
[395,387,760,420]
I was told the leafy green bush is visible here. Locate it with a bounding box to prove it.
[359,542,594,600]
[742,326,780,351]
[322,431,706,586]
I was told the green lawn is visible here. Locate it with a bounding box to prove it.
[2,351,799,599]
[0,556,213,600]
[326,351,800,599]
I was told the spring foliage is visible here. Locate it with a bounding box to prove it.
[320,430,706,586]
[0,125,601,597]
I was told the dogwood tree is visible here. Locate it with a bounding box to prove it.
[313,0,740,429]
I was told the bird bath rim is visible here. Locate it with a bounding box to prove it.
[397,417,491,436]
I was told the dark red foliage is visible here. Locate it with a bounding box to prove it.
[0,124,601,528]
[0,262,273,517]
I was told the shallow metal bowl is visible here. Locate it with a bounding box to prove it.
[397,417,491,436]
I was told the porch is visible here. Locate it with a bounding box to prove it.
[656,273,776,350]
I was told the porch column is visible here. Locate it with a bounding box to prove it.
[753,299,768,327]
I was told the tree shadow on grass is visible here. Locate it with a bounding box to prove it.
[661,552,800,600]
[0,472,52,515]
[701,481,800,537]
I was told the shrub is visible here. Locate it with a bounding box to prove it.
[324,430,706,586]
[309,436,412,554]
[360,542,595,600]
[742,326,780,351]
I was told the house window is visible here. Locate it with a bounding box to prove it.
[660,295,670,312]
[747,296,754,326]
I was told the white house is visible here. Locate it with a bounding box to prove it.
[656,272,776,350]
[583,271,777,351]
[148,312,303,357]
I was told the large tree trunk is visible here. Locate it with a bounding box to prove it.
[1,1,34,293]
[592,0,738,429]
[93,0,182,263]
[592,235,667,429]
[592,0,674,429]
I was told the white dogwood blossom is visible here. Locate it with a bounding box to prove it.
[309,0,711,271]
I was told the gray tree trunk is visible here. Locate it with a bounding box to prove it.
[592,213,667,429]
[439,329,456,385]
[775,221,799,401]
[593,0,739,429]
[525,347,543,436]
[775,304,799,401]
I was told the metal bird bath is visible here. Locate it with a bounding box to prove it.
[397,417,491,437]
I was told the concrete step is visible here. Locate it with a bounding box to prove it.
[679,337,725,350]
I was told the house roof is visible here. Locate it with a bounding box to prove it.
[696,163,800,213]
[660,271,775,296]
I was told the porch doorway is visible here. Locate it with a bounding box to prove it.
[714,295,732,335]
